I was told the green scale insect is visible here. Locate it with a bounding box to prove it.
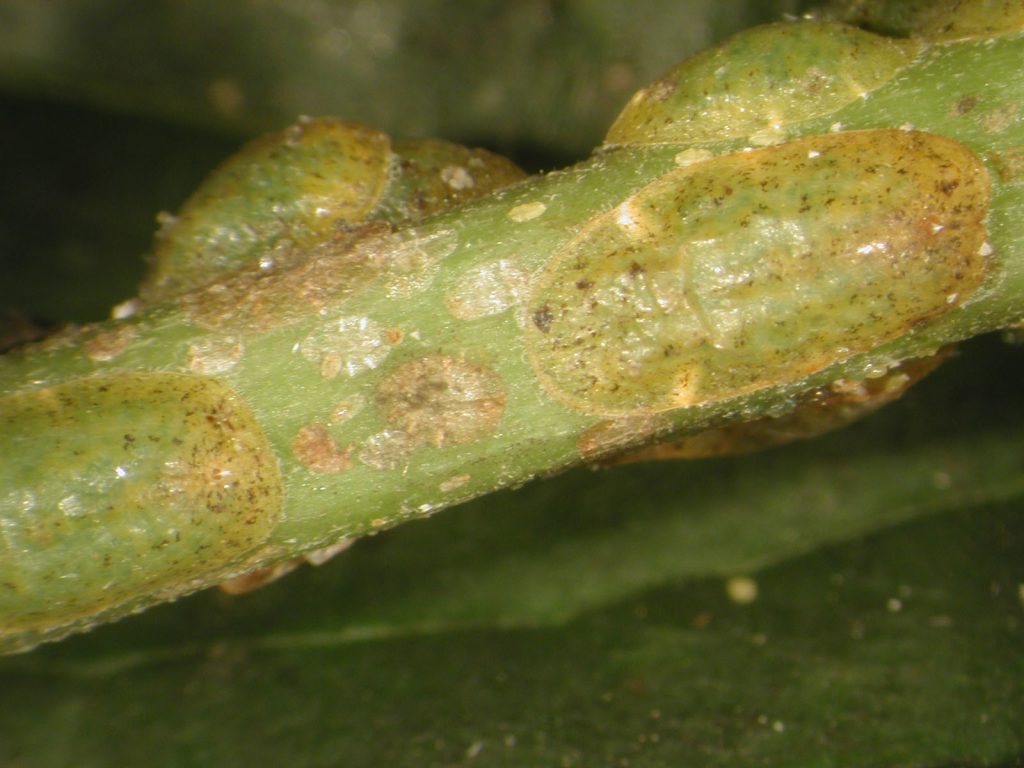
[525,129,990,416]
[2,7,1021,653]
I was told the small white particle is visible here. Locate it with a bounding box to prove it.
[303,539,353,566]
[111,299,141,320]
[439,474,471,493]
[673,148,713,167]
[807,149,821,159]
[13,490,36,514]
[508,201,547,222]
[978,241,994,257]
[887,597,903,613]
[616,202,637,230]
[830,122,844,132]
[441,165,475,190]
[726,576,758,604]
[899,122,915,132]
[749,126,786,147]
[330,396,366,425]
[58,494,84,518]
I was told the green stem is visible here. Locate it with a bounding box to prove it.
[2,16,1023,653]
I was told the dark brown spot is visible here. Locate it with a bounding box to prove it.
[292,423,353,474]
[951,95,978,116]
[533,305,553,333]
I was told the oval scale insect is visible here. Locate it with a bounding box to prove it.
[0,372,283,652]
[604,21,919,147]
[525,129,992,417]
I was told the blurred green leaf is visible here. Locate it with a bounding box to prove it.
[0,95,235,323]
[0,0,805,154]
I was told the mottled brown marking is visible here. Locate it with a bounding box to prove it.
[647,79,678,102]
[988,146,1024,181]
[533,305,553,333]
[187,336,244,375]
[292,423,353,474]
[950,95,979,116]
[181,222,391,334]
[982,103,1021,135]
[374,356,506,448]
[82,324,139,362]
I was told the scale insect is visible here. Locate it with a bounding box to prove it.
[0,372,284,651]
[525,129,992,416]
